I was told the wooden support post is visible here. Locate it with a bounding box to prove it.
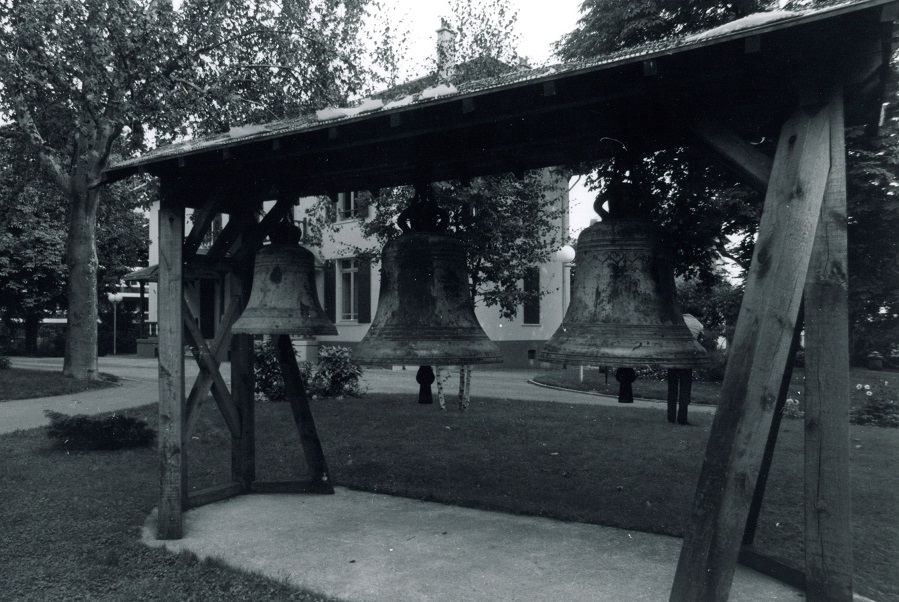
[275,334,333,493]
[157,179,186,540]
[804,89,852,602]
[230,253,256,489]
[670,97,833,601]
[743,305,804,547]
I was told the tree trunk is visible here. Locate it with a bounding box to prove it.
[63,181,101,380]
[23,312,40,356]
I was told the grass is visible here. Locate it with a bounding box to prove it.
[533,365,899,412]
[0,368,118,401]
[1,376,896,601]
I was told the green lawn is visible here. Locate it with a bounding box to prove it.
[0,367,118,401]
[2,385,897,601]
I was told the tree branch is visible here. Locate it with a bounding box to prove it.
[12,95,71,193]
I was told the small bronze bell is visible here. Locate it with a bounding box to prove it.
[232,224,337,336]
[353,186,501,366]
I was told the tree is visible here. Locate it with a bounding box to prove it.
[0,133,149,355]
[0,0,397,379]
[555,0,767,60]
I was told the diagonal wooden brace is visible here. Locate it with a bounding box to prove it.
[274,334,333,493]
[671,95,834,601]
[185,296,243,437]
[182,300,241,439]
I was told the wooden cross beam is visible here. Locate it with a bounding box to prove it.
[184,295,242,438]
[182,299,241,439]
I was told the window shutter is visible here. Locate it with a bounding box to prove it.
[324,261,336,323]
[356,258,372,324]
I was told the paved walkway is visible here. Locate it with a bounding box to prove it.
[3,356,797,601]
[3,356,714,435]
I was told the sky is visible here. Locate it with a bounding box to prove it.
[384,0,597,239]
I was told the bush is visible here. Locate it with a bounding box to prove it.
[254,339,289,402]
[695,350,728,382]
[850,379,899,428]
[0,354,10,370]
[254,341,365,401]
[44,410,156,450]
[309,346,366,398]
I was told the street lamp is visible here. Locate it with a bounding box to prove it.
[107,292,124,355]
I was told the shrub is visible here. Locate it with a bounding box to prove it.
[309,345,366,398]
[0,354,10,370]
[851,380,899,428]
[44,410,156,450]
[254,338,286,401]
[695,350,728,382]
[254,340,364,401]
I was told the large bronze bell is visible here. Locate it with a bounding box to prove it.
[353,187,501,366]
[232,225,337,336]
[539,218,708,369]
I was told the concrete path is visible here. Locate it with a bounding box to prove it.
[4,356,791,602]
[3,356,714,435]
[142,488,802,602]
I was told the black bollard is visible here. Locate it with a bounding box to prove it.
[416,365,435,404]
[615,367,636,403]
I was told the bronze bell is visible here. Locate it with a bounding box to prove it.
[539,218,708,369]
[232,227,337,336]
[353,186,501,366]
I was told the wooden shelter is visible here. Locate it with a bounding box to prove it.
[104,1,899,599]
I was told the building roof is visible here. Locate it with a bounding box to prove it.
[104,0,899,206]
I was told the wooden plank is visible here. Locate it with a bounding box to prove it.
[183,198,222,259]
[206,216,248,259]
[742,305,804,546]
[738,546,806,592]
[229,264,256,488]
[186,482,243,509]
[804,89,853,602]
[182,300,241,438]
[157,178,186,540]
[250,480,334,494]
[185,295,242,436]
[693,118,773,194]
[275,334,334,493]
[670,98,833,601]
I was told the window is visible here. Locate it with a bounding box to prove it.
[324,258,371,324]
[523,266,541,325]
[339,259,358,321]
[335,191,370,221]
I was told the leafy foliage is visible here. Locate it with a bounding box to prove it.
[0,0,398,377]
[308,345,366,398]
[0,354,10,370]
[253,338,292,402]
[554,0,769,60]
[254,340,365,401]
[308,0,567,321]
[44,410,156,451]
